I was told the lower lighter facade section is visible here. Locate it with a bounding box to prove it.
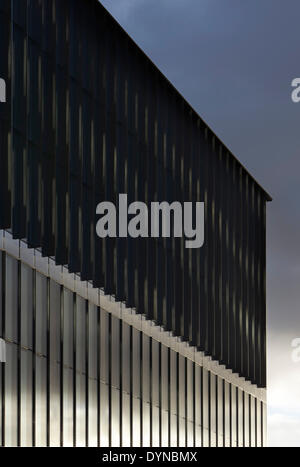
[0,232,266,447]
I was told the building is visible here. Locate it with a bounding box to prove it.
[0,0,270,447]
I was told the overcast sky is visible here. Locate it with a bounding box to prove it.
[100,0,300,446]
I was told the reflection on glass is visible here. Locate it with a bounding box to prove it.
[5,344,18,447]
[244,392,250,447]
[21,350,33,447]
[122,393,131,447]
[231,385,237,447]
[21,264,33,350]
[210,373,217,447]
[202,368,209,447]
[100,382,109,447]
[35,356,47,447]
[0,251,266,447]
[5,257,18,342]
[217,376,224,447]
[111,387,120,447]
[224,381,230,447]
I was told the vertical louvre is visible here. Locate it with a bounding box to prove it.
[1,0,269,395]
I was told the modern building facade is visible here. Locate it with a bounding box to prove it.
[0,0,270,447]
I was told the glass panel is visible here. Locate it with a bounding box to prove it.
[244,392,250,447]
[122,323,130,395]
[210,373,217,447]
[132,329,140,399]
[5,343,18,447]
[161,346,169,412]
[35,356,47,447]
[100,382,109,447]
[111,387,120,447]
[187,360,193,422]
[187,421,194,448]
[142,334,150,403]
[178,355,186,447]
[195,426,201,448]
[50,361,60,446]
[170,413,178,447]
[63,367,74,447]
[132,397,141,447]
[63,289,74,447]
[257,399,262,447]
[262,402,267,447]
[170,350,178,446]
[152,406,160,447]
[202,368,209,447]
[142,402,150,447]
[231,385,237,447]
[88,304,98,380]
[49,281,61,447]
[50,280,61,364]
[238,388,244,447]
[36,273,47,356]
[195,365,202,447]
[152,339,159,408]
[76,296,86,447]
[111,316,120,390]
[5,256,18,342]
[21,264,33,349]
[224,381,230,447]
[88,304,98,447]
[76,373,86,446]
[20,350,32,447]
[161,409,169,447]
[217,377,224,447]
[122,393,131,447]
[250,395,256,447]
[88,379,98,447]
[100,310,109,384]
[178,355,186,437]
[63,289,74,369]
[76,296,86,373]
[179,417,186,447]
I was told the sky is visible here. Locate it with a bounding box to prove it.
[100,0,300,447]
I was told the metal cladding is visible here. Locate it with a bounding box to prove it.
[0,0,270,387]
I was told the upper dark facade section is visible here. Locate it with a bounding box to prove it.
[0,0,269,387]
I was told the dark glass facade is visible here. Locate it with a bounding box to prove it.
[0,0,269,447]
